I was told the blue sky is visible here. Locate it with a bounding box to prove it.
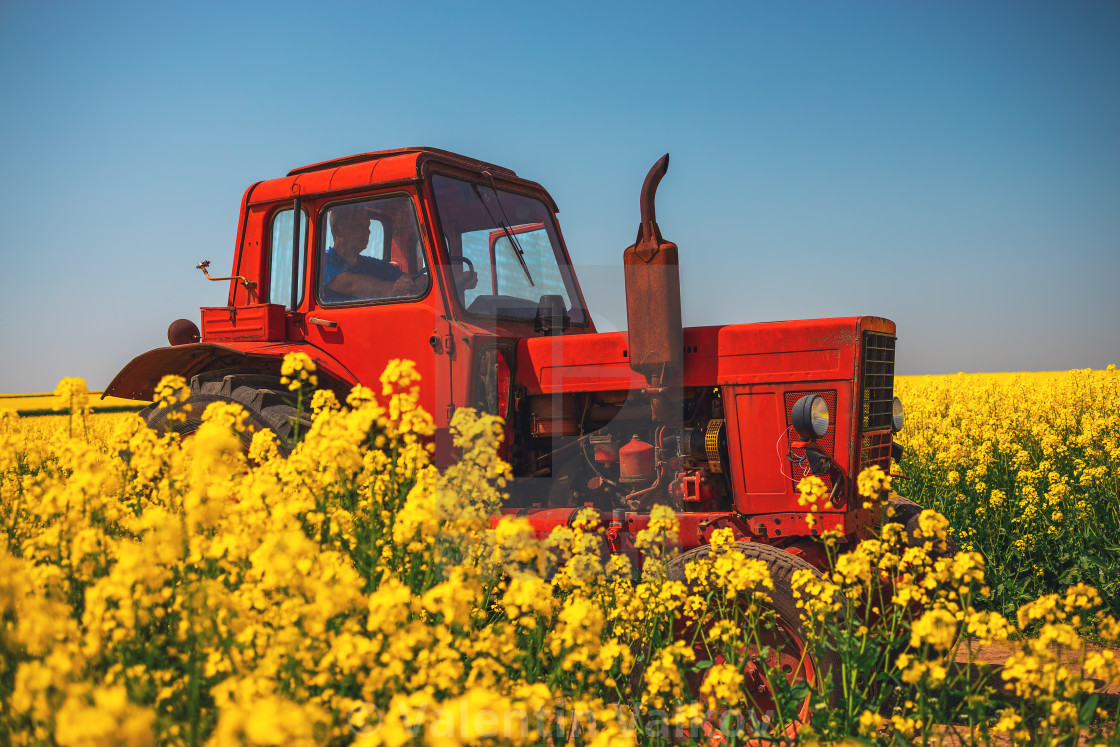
[1,1,1117,392]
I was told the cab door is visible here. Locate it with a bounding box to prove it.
[297,190,454,436]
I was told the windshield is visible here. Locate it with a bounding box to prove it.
[431,174,585,325]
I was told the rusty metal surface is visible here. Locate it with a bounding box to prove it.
[103,342,359,402]
[624,154,684,391]
[167,319,200,346]
[618,435,656,484]
[528,395,578,437]
[639,154,669,226]
[196,260,257,296]
[646,387,678,423]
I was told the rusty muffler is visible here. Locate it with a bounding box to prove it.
[624,154,684,420]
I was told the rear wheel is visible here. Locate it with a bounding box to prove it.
[666,542,839,739]
[142,370,308,454]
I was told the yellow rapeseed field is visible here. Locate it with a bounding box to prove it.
[0,391,147,413]
[896,367,1120,617]
[1,364,1117,745]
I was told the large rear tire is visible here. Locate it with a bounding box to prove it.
[142,370,308,455]
[666,541,840,739]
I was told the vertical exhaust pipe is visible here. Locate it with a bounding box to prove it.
[624,154,683,421]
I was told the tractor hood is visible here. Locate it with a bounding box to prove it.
[514,316,894,394]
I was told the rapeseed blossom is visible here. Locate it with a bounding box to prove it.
[896,368,1120,615]
[1,364,1117,745]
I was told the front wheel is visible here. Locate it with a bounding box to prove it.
[142,370,309,455]
[666,542,839,739]
[888,494,959,557]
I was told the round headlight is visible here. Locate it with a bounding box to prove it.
[892,396,904,432]
[792,394,830,441]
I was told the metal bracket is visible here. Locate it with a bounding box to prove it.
[197,260,257,292]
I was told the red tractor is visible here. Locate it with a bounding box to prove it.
[107,147,908,717]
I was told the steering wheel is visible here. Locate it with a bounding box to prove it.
[447,255,478,298]
[448,255,474,272]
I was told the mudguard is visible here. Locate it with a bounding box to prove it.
[102,341,359,402]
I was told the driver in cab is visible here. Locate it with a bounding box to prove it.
[321,203,426,303]
[321,202,478,304]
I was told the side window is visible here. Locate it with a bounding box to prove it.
[269,208,308,310]
[319,195,430,305]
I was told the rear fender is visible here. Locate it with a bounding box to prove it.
[104,342,359,402]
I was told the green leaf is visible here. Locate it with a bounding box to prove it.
[1079,555,1105,570]
[1079,693,1099,726]
[1059,566,1081,585]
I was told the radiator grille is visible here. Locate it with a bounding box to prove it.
[859,331,896,474]
[860,431,893,473]
[785,390,837,490]
[861,332,896,432]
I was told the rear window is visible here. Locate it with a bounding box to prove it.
[268,207,307,309]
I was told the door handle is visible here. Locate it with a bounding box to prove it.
[308,316,338,328]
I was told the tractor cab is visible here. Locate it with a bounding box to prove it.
[106,148,594,457]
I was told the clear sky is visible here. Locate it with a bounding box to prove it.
[1,1,1117,392]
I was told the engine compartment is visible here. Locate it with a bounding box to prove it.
[505,386,731,513]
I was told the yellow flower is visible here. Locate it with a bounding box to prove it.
[501,572,554,628]
[640,640,693,711]
[53,377,91,414]
[857,464,892,500]
[634,504,679,566]
[698,662,743,710]
[910,608,958,651]
[280,350,318,390]
[858,709,887,736]
[890,714,922,739]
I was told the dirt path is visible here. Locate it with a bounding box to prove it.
[924,642,1119,745]
[953,641,1120,697]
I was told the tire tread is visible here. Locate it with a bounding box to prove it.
[143,371,308,454]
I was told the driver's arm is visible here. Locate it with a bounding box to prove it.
[328,271,427,299]
[452,267,478,291]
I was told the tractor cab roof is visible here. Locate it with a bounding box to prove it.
[248,147,552,208]
[287,147,516,178]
